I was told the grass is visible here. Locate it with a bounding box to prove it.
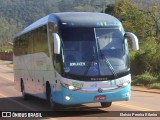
[132,72,160,89]
[148,83,160,89]
[0,60,4,62]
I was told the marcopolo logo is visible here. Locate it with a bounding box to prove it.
[98,88,103,93]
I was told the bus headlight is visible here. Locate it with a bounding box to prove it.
[68,85,75,90]
[123,82,129,87]
[126,92,130,96]
[118,80,130,87]
[61,83,80,90]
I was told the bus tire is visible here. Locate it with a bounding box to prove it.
[100,102,112,108]
[21,80,28,100]
[46,83,60,110]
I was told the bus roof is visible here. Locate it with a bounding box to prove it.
[15,12,122,37]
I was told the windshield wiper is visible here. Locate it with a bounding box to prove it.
[96,38,118,79]
[100,52,118,79]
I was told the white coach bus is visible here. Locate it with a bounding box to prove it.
[13,12,139,109]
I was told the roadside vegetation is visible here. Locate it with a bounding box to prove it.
[106,0,160,89]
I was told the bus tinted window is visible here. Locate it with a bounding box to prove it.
[14,25,49,57]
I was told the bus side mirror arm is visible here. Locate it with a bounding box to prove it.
[53,33,61,54]
[125,32,139,51]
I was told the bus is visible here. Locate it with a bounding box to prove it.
[13,12,139,109]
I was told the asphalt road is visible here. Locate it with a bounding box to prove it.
[0,62,159,120]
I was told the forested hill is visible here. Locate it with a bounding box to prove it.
[0,0,159,43]
[0,0,115,42]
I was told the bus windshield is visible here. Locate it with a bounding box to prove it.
[60,27,128,77]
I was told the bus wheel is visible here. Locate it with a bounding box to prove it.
[21,81,28,100]
[100,102,112,108]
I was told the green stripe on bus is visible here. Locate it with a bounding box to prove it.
[114,80,116,85]
[110,80,112,86]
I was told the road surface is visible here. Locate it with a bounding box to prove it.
[0,62,159,120]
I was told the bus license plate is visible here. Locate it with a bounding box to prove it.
[95,95,106,100]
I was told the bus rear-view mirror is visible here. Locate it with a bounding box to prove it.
[53,33,61,54]
[125,32,139,51]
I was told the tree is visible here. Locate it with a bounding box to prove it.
[112,0,160,76]
[113,0,155,40]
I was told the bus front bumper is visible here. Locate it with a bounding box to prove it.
[52,84,131,105]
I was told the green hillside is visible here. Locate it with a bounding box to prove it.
[0,0,159,43]
[0,0,114,43]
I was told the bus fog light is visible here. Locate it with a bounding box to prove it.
[69,86,75,90]
[126,92,130,96]
[65,96,70,100]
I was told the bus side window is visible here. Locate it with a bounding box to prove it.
[33,25,49,57]
[54,53,62,74]
[14,35,28,56]
[48,22,55,58]
[23,35,28,54]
